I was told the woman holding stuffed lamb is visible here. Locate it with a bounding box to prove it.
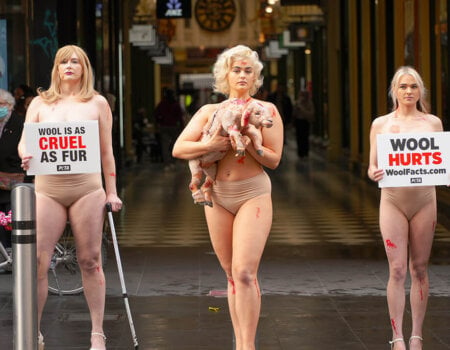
[173,45,283,350]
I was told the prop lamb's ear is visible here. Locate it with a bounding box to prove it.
[241,107,252,127]
[220,110,234,130]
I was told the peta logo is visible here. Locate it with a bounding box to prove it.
[165,0,182,17]
[57,164,71,172]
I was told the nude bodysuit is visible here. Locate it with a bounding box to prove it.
[381,186,436,221]
[211,171,271,215]
[35,173,103,207]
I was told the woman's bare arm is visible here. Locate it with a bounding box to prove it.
[172,104,231,160]
[18,96,43,167]
[367,116,385,182]
[96,95,122,210]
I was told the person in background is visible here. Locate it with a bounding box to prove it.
[267,83,292,131]
[293,90,314,158]
[254,86,268,101]
[154,88,185,170]
[133,107,147,163]
[368,66,443,350]
[13,84,34,117]
[186,91,200,118]
[0,89,27,252]
[18,45,122,350]
[173,45,283,350]
[23,92,35,111]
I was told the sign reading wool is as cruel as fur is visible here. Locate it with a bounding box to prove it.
[24,120,101,175]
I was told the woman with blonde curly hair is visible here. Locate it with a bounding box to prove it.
[173,45,283,349]
[18,45,122,350]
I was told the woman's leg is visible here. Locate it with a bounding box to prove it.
[69,189,106,349]
[204,205,239,345]
[379,199,409,350]
[231,194,272,350]
[408,201,436,350]
[35,194,68,331]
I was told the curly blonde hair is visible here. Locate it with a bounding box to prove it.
[389,66,429,113]
[39,45,96,103]
[212,45,264,96]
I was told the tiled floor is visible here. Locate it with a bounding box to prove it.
[1,139,450,349]
[115,144,450,251]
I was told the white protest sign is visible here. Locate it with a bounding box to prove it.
[377,132,450,188]
[24,120,101,175]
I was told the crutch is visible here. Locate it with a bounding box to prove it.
[105,203,139,349]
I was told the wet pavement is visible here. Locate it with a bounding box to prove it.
[1,138,450,349]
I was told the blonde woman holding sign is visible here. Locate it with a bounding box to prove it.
[18,45,121,350]
[368,66,443,350]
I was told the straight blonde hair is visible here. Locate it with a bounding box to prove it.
[39,45,97,103]
[389,66,429,113]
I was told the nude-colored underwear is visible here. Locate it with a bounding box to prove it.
[35,173,103,207]
[381,186,435,221]
[212,171,271,215]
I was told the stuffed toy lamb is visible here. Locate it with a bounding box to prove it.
[188,98,273,206]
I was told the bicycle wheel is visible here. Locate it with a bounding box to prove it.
[0,244,12,272]
[48,223,108,295]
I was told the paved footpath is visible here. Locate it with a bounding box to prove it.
[1,142,450,349]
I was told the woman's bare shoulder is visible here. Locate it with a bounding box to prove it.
[193,103,222,118]
[28,95,45,108]
[426,113,442,123]
[426,113,444,130]
[369,114,394,136]
[371,113,391,129]
[25,96,46,121]
[200,103,222,112]
[91,93,109,107]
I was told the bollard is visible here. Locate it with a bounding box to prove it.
[12,184,37,350]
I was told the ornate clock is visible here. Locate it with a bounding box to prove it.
[195,0,237,32]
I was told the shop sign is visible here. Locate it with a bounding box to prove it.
[156,0,191,19]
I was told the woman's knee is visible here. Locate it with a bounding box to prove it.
[77,253,101,272]
[389,263,407,282]
[409,261,428,281]
[36,251,52,280]
[232,267,257,286]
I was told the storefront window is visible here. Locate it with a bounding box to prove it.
[0,0,27,92]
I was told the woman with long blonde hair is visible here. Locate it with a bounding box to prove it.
[19,45,122,350]
[368,66,443,350]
